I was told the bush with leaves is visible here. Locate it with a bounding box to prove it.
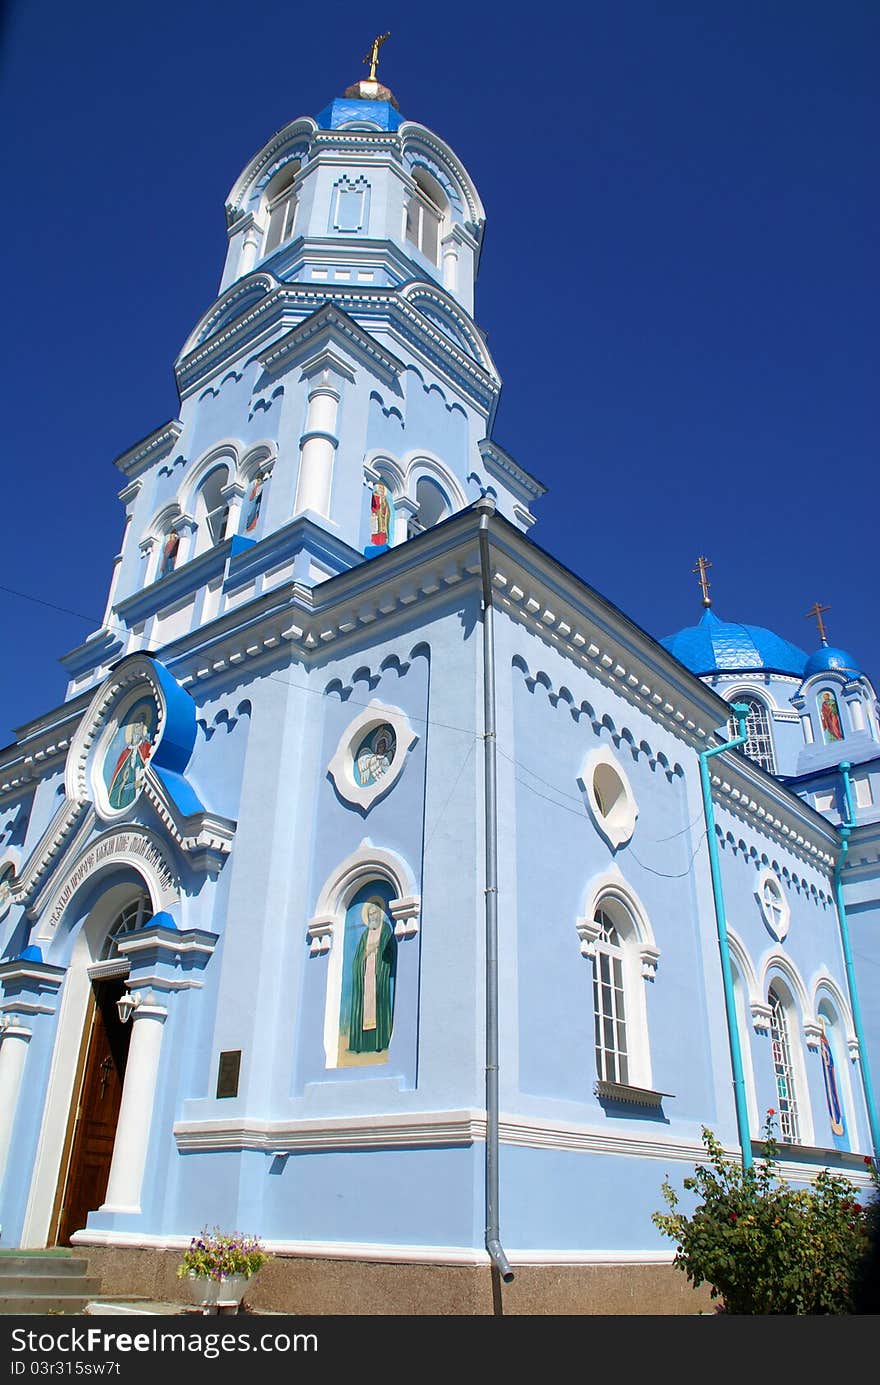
[653,1112,877,1314]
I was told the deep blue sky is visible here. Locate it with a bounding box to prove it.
[2,1,877,745]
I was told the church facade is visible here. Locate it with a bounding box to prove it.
[0,71,877,1312]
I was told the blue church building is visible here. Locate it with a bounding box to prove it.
[0,65,877,1314]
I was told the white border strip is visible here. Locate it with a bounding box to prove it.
[71,1228,675,1267]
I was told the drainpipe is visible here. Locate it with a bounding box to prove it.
[699,704,754,1170]
[835,763,880,1164]
[477,509,514,1284]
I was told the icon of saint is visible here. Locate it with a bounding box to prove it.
[347,899,396,1054]
[370,481,391,546]
[820,691,844,744]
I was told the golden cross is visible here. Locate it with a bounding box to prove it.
[805,601,831,644]
[363,31,391,81]
[693,555,712,608]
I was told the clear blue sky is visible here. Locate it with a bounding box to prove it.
[2,1,877,745]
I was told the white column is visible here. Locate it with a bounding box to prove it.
[0,1021,32,1190]
[294,382,341,518]
[441,237,459,296]
[239,227,261,278]
[101,998,167,1214]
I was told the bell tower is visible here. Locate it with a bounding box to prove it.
[62,48,545,701]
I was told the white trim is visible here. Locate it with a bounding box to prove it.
[326,700,418,813]
[172,1109,709,1162]
[71,1228,678,1267]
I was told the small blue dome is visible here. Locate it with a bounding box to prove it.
[17,945,43,963]
[661,608,808,678]
[803,645,861,679]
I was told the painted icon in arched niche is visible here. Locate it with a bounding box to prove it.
[160,530,180,578]
[370,480,391,546]
[819,1019,845,1138]
[354,723,396,788]
[820,690,844,744]
[103,699,157,810]
[243,473,266,535]
[338,883,397,1066]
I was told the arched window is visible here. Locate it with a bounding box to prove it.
[592,908,629,1084]
[583,891,655,1093]
[101,893,153,961]
[408,476,450,536]
[405,169,446,265]
[194,470,230,553]
[731,696,776,774]
[263,161,301,256]
[768,984,801,1143]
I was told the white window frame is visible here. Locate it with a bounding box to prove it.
[576,873,658,1093]
[756,867,790,942]
[577,747,638,850]
[768,984,802,1144]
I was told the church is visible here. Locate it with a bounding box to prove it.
[0,52,877,1315]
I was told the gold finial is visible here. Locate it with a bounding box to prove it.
[693,555,712,608]
[806,601,831,645]
[363,31,391,82]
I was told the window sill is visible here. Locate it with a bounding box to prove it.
[750,1139,873,1171]
[594,1081,673,1109]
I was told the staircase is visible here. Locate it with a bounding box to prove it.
[0,1250,102,1315]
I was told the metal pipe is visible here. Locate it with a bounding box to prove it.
[698,704,754,1170]
[835,764,880,1164]
[478,510,514,1284]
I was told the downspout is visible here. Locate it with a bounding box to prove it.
[698,704,754,1170]
[477,509,514,1283]
[835,763,880,1163]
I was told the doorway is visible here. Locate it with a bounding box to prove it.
[53,978,131,1245]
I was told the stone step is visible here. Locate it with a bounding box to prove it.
[0,1295,93,1316]
[0,1275,102,1296]
[0,1257,91,1277]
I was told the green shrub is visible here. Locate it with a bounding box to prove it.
[653,1113,876,1314]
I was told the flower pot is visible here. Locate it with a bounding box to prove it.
[186,1271,251,1311]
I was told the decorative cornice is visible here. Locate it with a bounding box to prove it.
[113,421,183,480]
[175,284,499,415]
[478,438,546,502]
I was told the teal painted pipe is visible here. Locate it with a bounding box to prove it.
[699,704,754,1170]
[836,763,880,1165]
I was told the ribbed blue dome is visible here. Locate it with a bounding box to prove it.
[803,645,861,679]
[661,608,808,677]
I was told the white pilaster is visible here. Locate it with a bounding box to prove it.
[101,998,167,1215]
[0,1021,32,1190]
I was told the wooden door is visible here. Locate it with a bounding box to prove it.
[56,979,131,1245]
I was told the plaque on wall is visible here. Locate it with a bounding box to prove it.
[217,1050,241,1099]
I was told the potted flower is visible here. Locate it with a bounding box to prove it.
[177,1228,269,1311]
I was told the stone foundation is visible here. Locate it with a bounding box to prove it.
[80,1246,715,1315]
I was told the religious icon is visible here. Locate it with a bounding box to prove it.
[243,473,265,535]
[820,690,844,744]
[370,481,391,546]
[820,1025,845,1137]
[340,896,397,1063]
[103,699,156,810]
[355,724,396,787]
[160,530,180,578]
[0,869,12,917]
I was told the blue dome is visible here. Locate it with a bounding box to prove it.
[661,608,808,677]
[803,645,861,679]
